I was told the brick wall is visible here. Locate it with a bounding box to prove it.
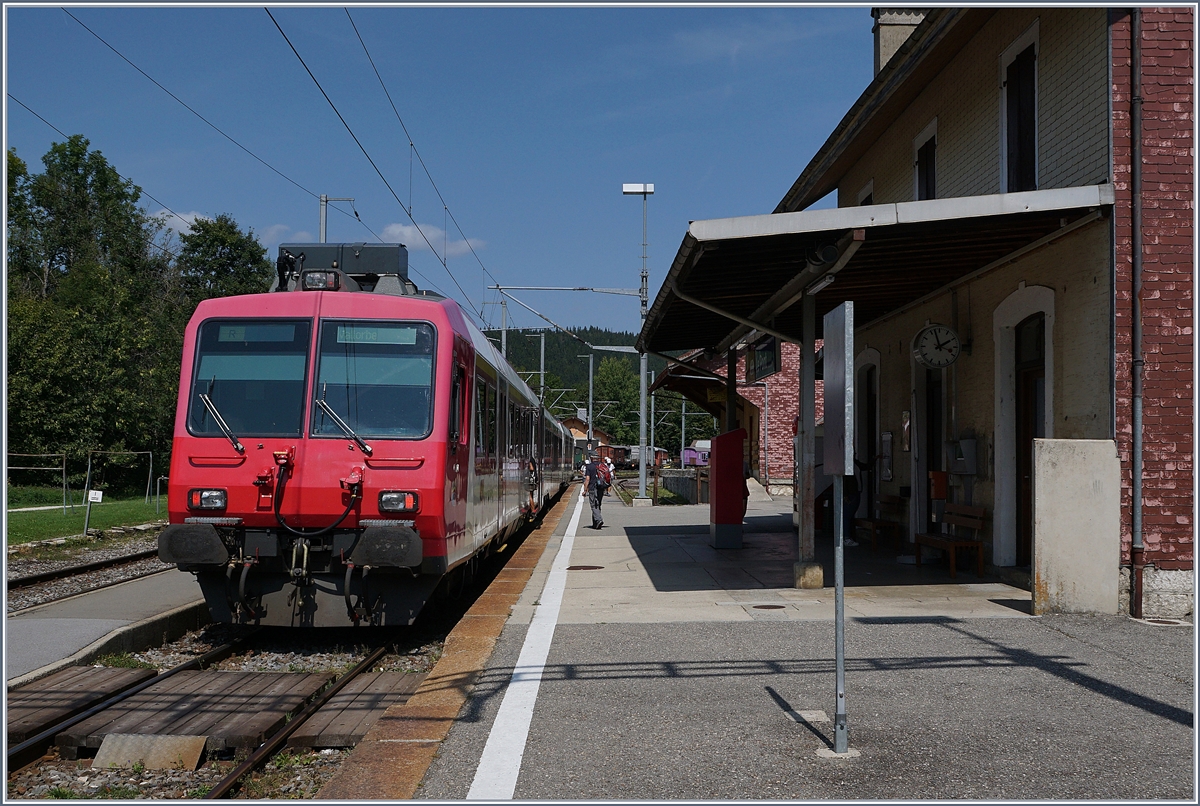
[693,342,823,484]
[1112,7,1195,569]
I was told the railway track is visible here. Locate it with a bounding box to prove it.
[7,548,162,591]
[6,633,427,799]
[7,548,170,614]
[6,489,569,799]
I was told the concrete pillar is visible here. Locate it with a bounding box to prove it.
[795,292,822,588]
[726,348,738,433]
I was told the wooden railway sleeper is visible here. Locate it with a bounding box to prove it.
[204,644,388,799]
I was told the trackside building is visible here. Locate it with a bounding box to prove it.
[637,7,1193,618]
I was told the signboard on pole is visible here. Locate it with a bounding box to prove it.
[822,301,854,476]
[822,300,853,756]
[88,490,104,504]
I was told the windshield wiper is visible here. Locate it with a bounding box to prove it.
[198,393,245,454]
[316,387,373,456]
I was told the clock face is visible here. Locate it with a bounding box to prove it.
[914,325,961,369]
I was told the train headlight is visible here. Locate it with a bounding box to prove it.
[187,489,227,510]
[302,271,340,291]
[379,490,420,513]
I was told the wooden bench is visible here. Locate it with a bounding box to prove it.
[854,493,907,553]
[914,503,987,579]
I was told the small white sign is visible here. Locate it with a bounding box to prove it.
[88,490,104,503]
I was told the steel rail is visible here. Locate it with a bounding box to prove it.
[6,638,248,771]
[204,645,390,799]
[7,548,163,590]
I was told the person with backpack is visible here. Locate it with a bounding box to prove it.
[583,453,606,529]
[600,457,615,495]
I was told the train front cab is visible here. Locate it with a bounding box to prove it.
[160,283,570,627]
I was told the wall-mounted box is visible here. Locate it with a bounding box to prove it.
[946,439,977,475]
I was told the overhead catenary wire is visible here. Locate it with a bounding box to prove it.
[9,92,183,262]
[59,7,375,242]
[266,8,486,326]
[344,8,502,292]
[13,90,455,303]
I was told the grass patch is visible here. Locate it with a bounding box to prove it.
[5,498,161,545]
[7,485,77,508]
[92,785,142,799]
[47,787,81,799]
[94,653,157,670]
[653,486,688,505]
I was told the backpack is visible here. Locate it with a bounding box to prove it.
[597,462,613,487]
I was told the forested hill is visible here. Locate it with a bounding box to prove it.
[481,327,669,390]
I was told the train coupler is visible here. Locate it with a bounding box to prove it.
[344,562,374,623]
[289,538,312,587]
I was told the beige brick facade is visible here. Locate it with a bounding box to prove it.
[855,220,1112,556]
[839,8,1110,207]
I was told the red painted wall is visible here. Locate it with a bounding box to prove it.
[1112,7,1194,569]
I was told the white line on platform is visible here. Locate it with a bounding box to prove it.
[466,487,585,800]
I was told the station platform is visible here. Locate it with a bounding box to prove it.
[326,485,1195,801]
[6,572,206,687]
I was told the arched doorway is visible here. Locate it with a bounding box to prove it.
[993,283,1055,567]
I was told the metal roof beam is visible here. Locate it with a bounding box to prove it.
[667,280,803,347]
[714,229,867,354]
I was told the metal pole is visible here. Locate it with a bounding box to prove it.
[833,474,848,753]
[501,300,508,359]
[681,399,687,461]
[145,452,153,505]
[319,196,353,244]
[82,452,94,539]
[579,354,594,443]
[638,191,650,500]
[650,372,656,465]
[61,454,68,515]
[539,331,546,402]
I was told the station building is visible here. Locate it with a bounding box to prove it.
[637,7,1193,618]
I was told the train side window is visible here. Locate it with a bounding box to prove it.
[450,368,462,443]
[487,384,497,459]
[475,376,487,457]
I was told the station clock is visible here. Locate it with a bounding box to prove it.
[912,324,961,369]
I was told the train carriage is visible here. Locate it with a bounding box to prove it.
[159,243,571,626]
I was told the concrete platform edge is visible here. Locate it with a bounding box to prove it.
[7,599,210,690]
[317,485,577,800]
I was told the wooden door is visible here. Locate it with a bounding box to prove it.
[1014,314,1045,567]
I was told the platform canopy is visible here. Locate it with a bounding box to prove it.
[636,185,1114,355]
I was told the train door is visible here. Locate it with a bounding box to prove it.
[445,348,470,549]
[473,368,499,550]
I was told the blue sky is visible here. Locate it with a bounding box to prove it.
[5,4,874,332]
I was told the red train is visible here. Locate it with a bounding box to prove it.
[159,243,572,626]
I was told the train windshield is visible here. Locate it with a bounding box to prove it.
[312,321,435,439]
[188,319,312,437]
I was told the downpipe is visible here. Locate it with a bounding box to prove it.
[1129,7,1146,619]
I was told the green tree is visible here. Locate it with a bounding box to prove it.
[5,138,265,493]
[6,148,45,297]
[177,213,273,304]
[593,356,639,445]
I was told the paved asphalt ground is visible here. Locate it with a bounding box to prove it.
[416,487,1195,801]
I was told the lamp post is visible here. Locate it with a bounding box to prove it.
[579,353,594,444]
[623,183,653,504]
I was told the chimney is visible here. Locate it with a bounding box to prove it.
[872,8,928,75]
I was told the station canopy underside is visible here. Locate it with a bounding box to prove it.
[637,185,1115,355]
